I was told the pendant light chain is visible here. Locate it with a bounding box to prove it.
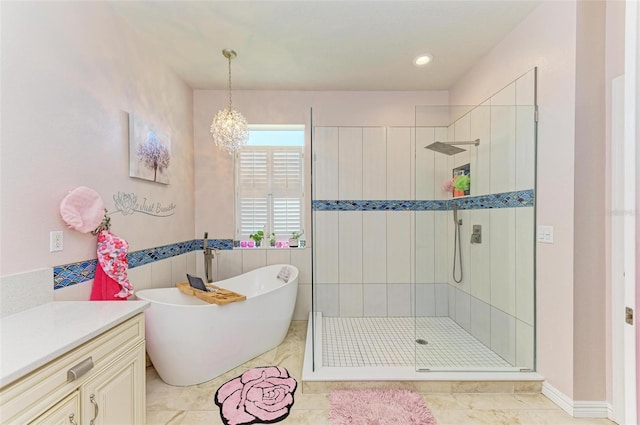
[227,54,233,110]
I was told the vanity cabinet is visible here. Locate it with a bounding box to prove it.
[0,313,145,425]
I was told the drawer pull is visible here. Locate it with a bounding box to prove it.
[68,413,78,425]
[89,394,99,425]
[67,357,94,382]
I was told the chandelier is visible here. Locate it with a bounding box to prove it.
[210,48,249,155]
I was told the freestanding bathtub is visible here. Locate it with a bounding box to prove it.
[136,264,299,386]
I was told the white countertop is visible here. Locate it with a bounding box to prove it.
[0,301,149,387]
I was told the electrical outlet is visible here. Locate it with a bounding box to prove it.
[537,225,554,244]
[50,231,63,252]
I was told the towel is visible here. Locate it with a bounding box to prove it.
[277,266,291,283]
[90,230,133,300]
[90,261,126,301]
[59,186,105,234]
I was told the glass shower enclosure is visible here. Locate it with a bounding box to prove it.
[310,68,537,374]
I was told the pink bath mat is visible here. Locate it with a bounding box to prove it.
[215,366,297,425]
[329,389,438,425]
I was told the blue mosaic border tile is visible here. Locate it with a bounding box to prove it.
[312,189,534,211]
[450,189,534,210]
[53,239,234,290]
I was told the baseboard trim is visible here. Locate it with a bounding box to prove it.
[541,382,609,418]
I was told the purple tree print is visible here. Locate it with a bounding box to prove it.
[137,130,170,182]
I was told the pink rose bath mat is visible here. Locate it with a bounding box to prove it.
[329,389,438,425]
[215,366,297,425]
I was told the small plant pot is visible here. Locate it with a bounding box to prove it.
[288,238,298,248]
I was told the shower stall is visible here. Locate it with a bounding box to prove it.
[308,69,537,375]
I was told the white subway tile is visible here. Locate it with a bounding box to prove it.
[434,211,449,283]
[316,284,339,317]
[266,249,291,266]
[435,283,449,317]
[491,306,516,365]
[314,211,339,284]
[313,127,339,200]
[338,211,363,283]
[242,249,267,273]
[490,83,516,193]
[455,289,471,332]
[386,127,411,200]
[290,248,311,284]
[516,319,534,369]
[470,101,491,196]
[170,253,187,285]
[415,283,436,317]
[387,283,411,317]
[516,105,536,191]
[362,212,387,284]
[490,208,516,316]
[363,127,387,200]
[217,249,242,281]
[415,211,435,283]
[470,296,491,347]
[363,284,388,317]
[386,211,411,283]
[293,283,311,321]
[128,264,152,293]
[515,207,535,325]
[338,127,363,200]
[415,127,435,200]
[151,258,172,288]
[339,284,364,317]
[469,209,491,304]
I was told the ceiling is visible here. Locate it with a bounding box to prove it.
[110,1,539,91]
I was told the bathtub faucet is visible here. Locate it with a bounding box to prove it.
[203,232,214,283]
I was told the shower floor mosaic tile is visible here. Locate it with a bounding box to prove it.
[322,316,512,369]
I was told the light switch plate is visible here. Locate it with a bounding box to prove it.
[50,230,63,252]
[537,225,554,244]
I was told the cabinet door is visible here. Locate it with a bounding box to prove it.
[81,344,145,425]
[29,391,80,425]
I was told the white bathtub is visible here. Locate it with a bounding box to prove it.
[136,264,299,386]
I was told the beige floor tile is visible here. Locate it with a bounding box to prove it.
[146,320,615,425]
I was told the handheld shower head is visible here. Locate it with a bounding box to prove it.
[453,204,458,224]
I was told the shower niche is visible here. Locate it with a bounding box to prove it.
[452,163,470,197]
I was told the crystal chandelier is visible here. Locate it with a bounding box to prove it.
[210,49,249,155]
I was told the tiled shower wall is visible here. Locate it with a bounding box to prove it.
[313,69,536,368]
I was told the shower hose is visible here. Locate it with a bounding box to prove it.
[453,218,463,283]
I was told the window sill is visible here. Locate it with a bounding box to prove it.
[233,246,307,250]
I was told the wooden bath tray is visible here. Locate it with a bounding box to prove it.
[176,282,246,305]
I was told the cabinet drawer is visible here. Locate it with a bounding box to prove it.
[0,314,144,424]
[29,390,80,425]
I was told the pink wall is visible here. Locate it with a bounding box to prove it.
[604,0,626,405]
[0,2,195,277]
[573,0,606,401]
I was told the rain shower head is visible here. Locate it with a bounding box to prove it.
[424,139,480,156]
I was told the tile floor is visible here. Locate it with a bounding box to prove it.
[146,320,616,425]
[323,316,512,369]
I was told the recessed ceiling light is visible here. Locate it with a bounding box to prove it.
[414,54,433,66]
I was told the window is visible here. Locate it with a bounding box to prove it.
[235,125,304,242]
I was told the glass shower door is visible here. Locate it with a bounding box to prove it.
[414,68,537,372]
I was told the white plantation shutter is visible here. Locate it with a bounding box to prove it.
[236,146,304,239]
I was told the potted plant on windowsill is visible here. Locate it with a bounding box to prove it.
[249,230,264,248]
[288,231,303,248]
